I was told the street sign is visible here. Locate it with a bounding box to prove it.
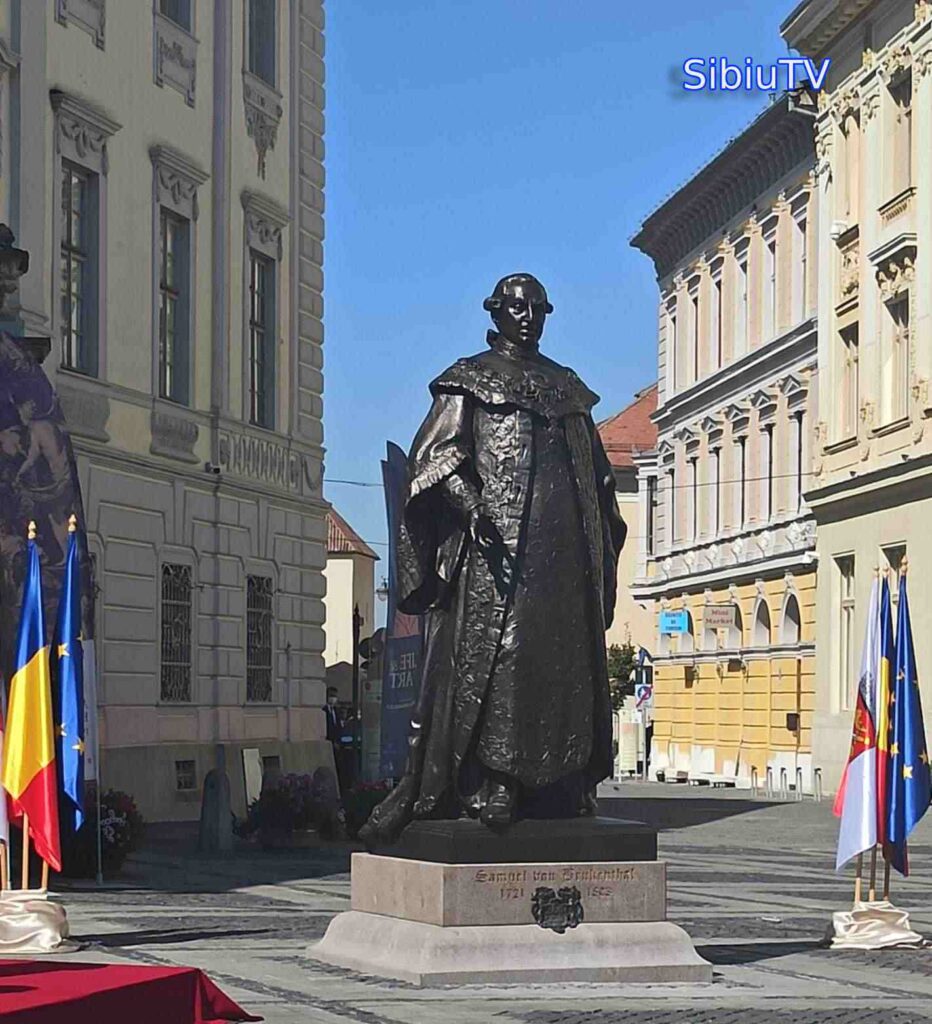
[635,682,653,709]
[659,609,689,634]
[704,604,736,629]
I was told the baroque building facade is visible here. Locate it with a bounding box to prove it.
[0,0,329,820]
[631,93,819,789]
[782,0,932,789]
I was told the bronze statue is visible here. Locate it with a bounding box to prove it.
[360,274,626,845]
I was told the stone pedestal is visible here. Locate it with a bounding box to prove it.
[310,819,711,986]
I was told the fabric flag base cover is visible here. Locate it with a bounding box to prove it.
[831,899,923,950]
[0,889,69,954]
[0,958,261,1023]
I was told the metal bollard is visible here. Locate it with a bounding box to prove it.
[813,767,823,802]
[795,766,804,801]
[779,766,789,800]
[750,766,759,796]
[765,765,774,800]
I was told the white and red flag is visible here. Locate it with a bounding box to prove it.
[834,576,880,870]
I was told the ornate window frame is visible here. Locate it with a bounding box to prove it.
[242,0,283,178]
[50,90,121,379]
[55,0,106,50]
[149,145,208,414]
[241,189,289,430]
[153,0,198,108]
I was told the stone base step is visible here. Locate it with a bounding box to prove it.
[310,911,713,986]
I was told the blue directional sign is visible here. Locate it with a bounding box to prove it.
[659,609,689,635]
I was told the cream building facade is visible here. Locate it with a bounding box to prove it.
[631,93,820,789]
[0,0,329,819]
[783,0,932,790]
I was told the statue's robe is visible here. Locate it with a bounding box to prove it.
[363,335,626,842]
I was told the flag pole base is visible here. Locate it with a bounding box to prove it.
[831,899,923,950]
[0,888,71,954]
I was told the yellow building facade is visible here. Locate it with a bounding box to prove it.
[631,92,820,790]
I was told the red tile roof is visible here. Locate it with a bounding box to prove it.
[597,383,658,469]
[327,508,379,559]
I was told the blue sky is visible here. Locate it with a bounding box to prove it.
[324,0,794,565]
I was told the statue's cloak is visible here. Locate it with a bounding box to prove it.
[379,339,626,827]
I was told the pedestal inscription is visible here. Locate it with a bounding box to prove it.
[350,853,665,927]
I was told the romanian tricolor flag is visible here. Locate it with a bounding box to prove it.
[875,576,896,847]
[0,527,61,871]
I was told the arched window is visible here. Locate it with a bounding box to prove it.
[728,605,743,649]
[753,598,772,647]
[680,611,695,654]
[781,593,801,645]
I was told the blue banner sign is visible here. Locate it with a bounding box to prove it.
[659,609,689,635]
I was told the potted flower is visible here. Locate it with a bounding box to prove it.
[59,784,145,878]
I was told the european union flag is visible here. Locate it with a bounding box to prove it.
[52,522,85,830]
[886,570,931,876]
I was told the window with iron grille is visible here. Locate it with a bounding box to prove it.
[175,759,197,791]
[248,251,275,428]
[60,162,97,374]
[247,575,273,702]
[160,564,192,702]
[159,209,190,404]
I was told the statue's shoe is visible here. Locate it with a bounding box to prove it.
[479,782,516,829]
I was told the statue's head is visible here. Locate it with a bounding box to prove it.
[483,273,552,349]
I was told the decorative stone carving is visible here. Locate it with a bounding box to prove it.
[915,47,932,79]
[917,0,931,23]
[859,401,874,461]
[154,12,197,107]
[839,239,860,299]
[243,71,283,178]
[150,408,199,463]
[241,190,289,261]
[911,377,928,442]
[876,254,915,302]
[812,420,827,477]
[831,86,860,124]
[56,380,110,442]
[217,428,305,493]
[861,92,880,124]
[881,44,912,83]
[862,48,876,69]
[150,145,208,220]
[749,388,778,423]
[51,91,121,176]
[55,0,105,49]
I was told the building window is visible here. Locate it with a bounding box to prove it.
[60,163,98,374]
[160,0,192,30]
[890,74,912,196]
[794,412,804,512]
[781,593,801,645]
[246,574,273,702]
[248,251,276,428]
[668,468,677,545]
[836,554,856,712]
[158,210,190,404]
[735,253,749,356]
[736,437,747,528]
[689,456,698,542]
[713,448,721,534]
[248,0,276,85]
[668,310,678,392]
[840,323,859,437]
[160,563,192,702]
[646,475,657,556]
[793,216,807,322]
[842,113,860,223]
[728,604,744,649]
[712,275,723,370]
[175,759,197,791]
[883,295,910,423]
[763,424,774,521]
[690,289,700,383]
[680,611,695,655]
[753,598,771,647]
[762,233,777,343]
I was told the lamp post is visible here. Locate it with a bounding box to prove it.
[351,603,363,774]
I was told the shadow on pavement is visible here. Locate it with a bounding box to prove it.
[598,795,776,830]
[696,939,826,965]
[77,927,274,947]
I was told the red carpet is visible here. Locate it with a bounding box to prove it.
[0,959,262,1023]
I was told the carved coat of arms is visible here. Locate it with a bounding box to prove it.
[530,885,584,934]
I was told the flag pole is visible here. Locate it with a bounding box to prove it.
[853,851,863,904]
[0,842,6,891]
[868,845,877,902]
[20,812,29,890]
[883,851,891,901]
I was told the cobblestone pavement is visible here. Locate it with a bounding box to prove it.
[33,784,932,1023]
